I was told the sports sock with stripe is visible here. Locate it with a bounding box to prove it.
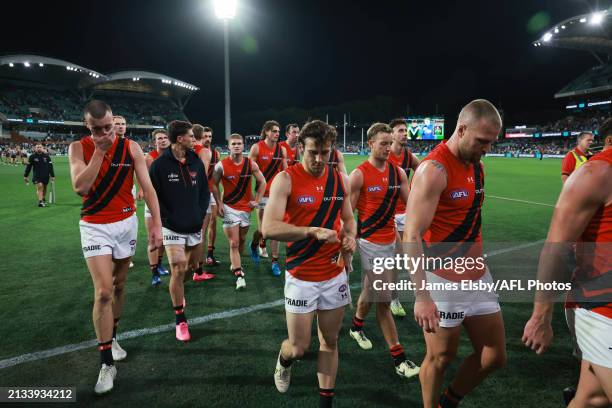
[112,318,119,340]
[98,340,114,366]
[174,305,186,325]
[232,267,244,277]
[439,385,463,408]
[390,344,406,367]
[351,316,364,332]
[207,246,214,258]
[150,263,159,277]
[319,388,334,408]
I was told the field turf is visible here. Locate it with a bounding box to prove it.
[0,155,575,407]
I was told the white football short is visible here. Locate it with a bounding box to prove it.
[222,204,251,229]
[394,213,406,233]
[162,227,202,247]
[206,192,216,215]
[425,269,501,328]
[284,271,351,314]
[573,307,612,369]
[79,214,138,259]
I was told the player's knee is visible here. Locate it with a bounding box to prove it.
[289,341,310,359]
[170,261,187,275]
[427,350,456,371]
[229,239,239,250]
[95,287,113,305]
[319,333,339,350]
[481,349,507,372]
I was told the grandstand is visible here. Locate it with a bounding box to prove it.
[0,54,198,142]
[501,11,612,149]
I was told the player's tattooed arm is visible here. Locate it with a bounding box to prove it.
[251,161,266,204]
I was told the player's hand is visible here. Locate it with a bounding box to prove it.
[148,226,163,252]
[248,200,259,209]
[93,134,113,153]
[341,235,356,253]
[414,292,440,333]
[137,189,144,201]
[309,227,339,243]
[217,205,225,217]
[522,314,553,355]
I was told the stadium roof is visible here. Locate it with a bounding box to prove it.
[92,70,199,99]
[0,54,106,88]
[533,10,612,54]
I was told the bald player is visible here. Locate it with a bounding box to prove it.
[561,132,594,183]
[403,99,506,408]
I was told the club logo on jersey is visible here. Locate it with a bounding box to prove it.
[190,171,197,178]
[122,206,133,213]
[449,189,470,200]
[367,186,382,192]
[168,173,179,182]
[297,195,316,204]
[129,239,136,246]
[82,245,101,252]
[227,175,236,180]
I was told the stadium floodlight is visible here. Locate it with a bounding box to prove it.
[24,62,30,67]
[590,12,604,25]
[554,28,559,33]
[39,63,44,67]
[543,32,553,42]
[214,0,236,138]
[561,25,566,29]
[214,0,236,20]
[580,17,587,23]
[9,63,13,67]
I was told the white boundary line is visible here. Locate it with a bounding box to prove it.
[488,195,555,208]
[0,241,544,371]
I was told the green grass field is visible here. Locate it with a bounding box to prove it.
[0,155,575,407]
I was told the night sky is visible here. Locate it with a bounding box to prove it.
[1,0,609,130]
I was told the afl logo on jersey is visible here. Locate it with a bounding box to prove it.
[450,189,469,200]
[297,195,315,204]
[367,186,382,192]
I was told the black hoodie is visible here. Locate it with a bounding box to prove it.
[149,147,209,234]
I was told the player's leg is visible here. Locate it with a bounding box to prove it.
[165,243,190,340]
[270,239,281,276]
[255,206,268,258]
[238,225,249,254]
[86,254,118,394]
[275,310,315,393]
[569,360,611,407]
[350,286,373,349]
[420,325,462,408]
[42,181,48,203]
[145,215,162,286]
[224,223,245,289]
[390,229,406,317]
[108,256,130,361]
[193,218,213,281]
[206,201,220,266]
[35,182,45,206]
[316,307,344,407]
[445,311,507,405]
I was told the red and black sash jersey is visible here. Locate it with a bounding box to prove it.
[80,136,135,224]
[207,148,220,190]
[285,164,345,282]
[356,161,402,244]
[570,149,612,317]
[328,148,340,170]
[280,141,299,166]
[388,147,413,215]
[255,140,283,197]
[221,156,254,212]
[148,150,160,160]
[421,141,485,281]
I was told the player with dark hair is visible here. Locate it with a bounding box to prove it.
[24,143,55,207]
[403,99,506,408]
[249,120,287,275]
[201,126,222,267]
[280,123,300,166]
[348,122,419,379]
[149,120,209,342]
[213,133,266,290]
[263,120,356,407]
[69,100,162,394]
[145,129,171,286]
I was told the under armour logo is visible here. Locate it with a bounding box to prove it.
[316,186,324,192]
[467,176,475,183]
